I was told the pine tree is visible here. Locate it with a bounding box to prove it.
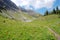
[56,6,59,14]
[53,8,56,14]
[44,10,49,16]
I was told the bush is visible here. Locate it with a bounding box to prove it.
[3,20,6,23]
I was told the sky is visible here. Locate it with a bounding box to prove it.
[11,0,60,15]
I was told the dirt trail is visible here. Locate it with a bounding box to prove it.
[47,27,60,40]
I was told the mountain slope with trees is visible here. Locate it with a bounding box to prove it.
[44,6,60,17]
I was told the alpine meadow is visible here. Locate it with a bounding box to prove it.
[0,0,60,40]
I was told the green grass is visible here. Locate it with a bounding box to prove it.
[0,14,60,40]
[33,14,60,35]
[44,15,60,35]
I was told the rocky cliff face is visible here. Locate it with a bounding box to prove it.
[0,0,19,10]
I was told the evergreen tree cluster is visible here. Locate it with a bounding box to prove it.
[44,6,60,16]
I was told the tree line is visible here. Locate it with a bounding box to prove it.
[44,6,60,16]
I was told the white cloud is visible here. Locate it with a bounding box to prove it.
[59,6,60,9]
[11,0,55,10]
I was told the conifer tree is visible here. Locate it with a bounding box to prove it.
[44,10,49,16]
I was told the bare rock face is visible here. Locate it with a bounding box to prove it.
[0,0,19,10]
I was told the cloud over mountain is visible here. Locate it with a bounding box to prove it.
[11,0,55,10]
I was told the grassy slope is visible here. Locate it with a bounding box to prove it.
[0,10,34,21]
[32,14,60,34]
[44,15,60,35]
[0,14,60,40]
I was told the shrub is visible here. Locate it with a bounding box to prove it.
[3,20,6,23]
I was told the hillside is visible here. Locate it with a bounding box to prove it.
[0,0,41,22]
[0,10,38,22]
[0,14,60,40]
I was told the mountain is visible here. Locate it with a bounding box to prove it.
[18,6,41,17]
[0,0,19,10]
[0,0,41,22]
[0,0,34,22]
